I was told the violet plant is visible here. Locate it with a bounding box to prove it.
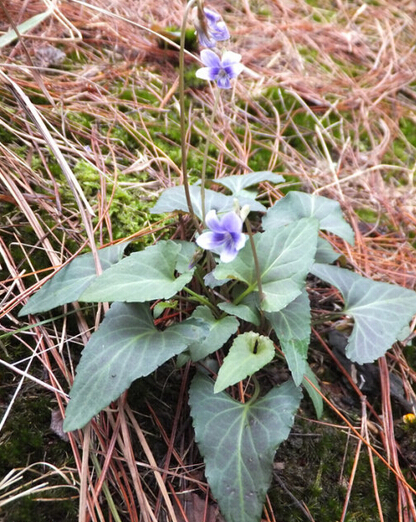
[19,2,416,522]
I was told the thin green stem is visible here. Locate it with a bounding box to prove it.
[233,284,256,306]
[182,286,218,313]
[245,218,264,302]
[248,375,261,404]
[200,88,221,224]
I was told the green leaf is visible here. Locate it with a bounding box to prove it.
[63,302,207,431]
[173,240,198,273]
[187,306,239,362]
[214,171,284,197]
[267,291,311,385]
[19,243,128,316]
[214,218,319,313]
[189,373,302,522]
[150,185,265,219]
[80,241,193,303]
[214,332,275,393]
[302,366,323,418]
[0,9,53,48]
[263,192,355,245]
[311,263,416,363]
[152,300,177,320]
[315,237,340,264]
[218,302,261,326]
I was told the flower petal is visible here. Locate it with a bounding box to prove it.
[221,51,242,67]
[224,62,244,79]
[210,21,230,41]
[196,231,225,250]
[232,231,248,251]
[197,31,216,48]
[219,245,238,263]
[195,66,219,81]
[205,210,224,232]
[220,212,243,234]
[200,49,221,68]
[204,7,221,24]
[216,74,231,89]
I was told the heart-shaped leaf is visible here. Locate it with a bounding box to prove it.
[267,290,311,385]
[150,185,265,218]
[311,263,416,363]
[187,306,239,362]
[214,332,275,393]
[19,243,128,316]
[189,373,302,522]
[64,302,208,431]
[263,191,354,245]
[214,171,284,197]
[80,241,193,303]
[214,218,319,313]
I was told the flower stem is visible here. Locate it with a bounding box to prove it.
[248,375,261,404]
[179,0,198,223]
[182,286,218,313]
[245,218,264,302]
[200,88,221,225]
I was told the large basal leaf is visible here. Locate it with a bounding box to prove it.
[187,306,239,362]
[80,241,193,303]
[311,263,416,363]
[19,243,128,316]
[214,218,319,313]
[189,373,302,522]
[214,332,275,393]
[267,290,311,386]
[150,185,265,219]
[63,302,207,431]
[262,191,355,245]
[214,171,284,197]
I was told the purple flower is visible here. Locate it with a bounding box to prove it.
[194,7,230,49]
[196,210,247,263]
[196,49,244,89]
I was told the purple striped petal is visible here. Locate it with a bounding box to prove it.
[204,8,222,24]
[196,66,220,81]
[221,212,244,234]
[224,62,244,79]
[200,49,221,68]
[205,209,224,232]
[196,231,224,250]
[216,73,231,89]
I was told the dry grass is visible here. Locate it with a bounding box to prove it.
[1,0,416,521]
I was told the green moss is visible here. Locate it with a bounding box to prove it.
[270,417,398,521]
[184,64,209,89]
[0,346,77,521]
[66,111,95,129]
[155,27,198,53]
[355,208,379,223]
[72,159,160,242]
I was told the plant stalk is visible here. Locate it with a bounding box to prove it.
[179,0,198,223]
[245,218,264,302]
[200,88,221,224]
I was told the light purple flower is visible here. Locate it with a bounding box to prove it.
[194,7,230,49]
[196,49,244,89]
[196,210,247,263]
